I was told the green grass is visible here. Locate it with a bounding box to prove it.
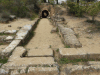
[75,33,80,38]
[0,43,3,45]
[65,45,70,48]
[86,37,92,39]
[0,33,15,36]
[56,49,59,52]
[0,57,8,64]
[59,58,95,64]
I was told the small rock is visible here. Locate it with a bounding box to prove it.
[0,30,5,34]
[5,36,14,41]
[17,27,22,29]
[0,69,9,75]
[4,30,17,34]
[51,27,57,33]
[0,63,3,66]
[8,25,11,27]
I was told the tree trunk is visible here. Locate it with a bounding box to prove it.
[77,0,79,3]
[43,0,46,3]
[56,0,58,4]
[92,16,95,22]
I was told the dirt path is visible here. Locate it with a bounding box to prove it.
[26,18,64,49]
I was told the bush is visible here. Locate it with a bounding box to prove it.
[0,0,40,18]
[67,1,86,17]
[86,2,100,21]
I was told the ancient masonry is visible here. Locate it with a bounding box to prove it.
[0,4,100,75]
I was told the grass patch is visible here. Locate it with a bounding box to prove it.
[59,58,95,64]
[56,49,59,52]
[0,57,8,64]
[75,33,80,38]
[0,33,15,36]
[65,45,70,48]
[86,37,92,39]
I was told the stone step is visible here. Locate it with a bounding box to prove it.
[10,67,59,75]
[2,57,56,68]
[27,48,53,57]
[1,40,21,57]
[59,47,100,60]
[65,64,100,75]
[8,46,27,62]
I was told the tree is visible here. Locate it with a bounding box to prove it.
[86,2,100,21]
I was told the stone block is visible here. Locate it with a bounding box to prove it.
[8,46,26,62]
[1,40,21,56]
[28,67,59,75]
[2,57,55,68]
[59,48,87,59]
[51,27,57,33]
[0,30,5,34]
[27,48,53,57]
[0,68,9,75]
[64,34,82,48]
[4,30,17,34]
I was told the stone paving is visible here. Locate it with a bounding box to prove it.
[1,18,100,75]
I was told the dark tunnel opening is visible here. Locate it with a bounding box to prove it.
[42,10,49,18]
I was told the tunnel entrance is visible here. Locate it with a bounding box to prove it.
[42,10,49,18]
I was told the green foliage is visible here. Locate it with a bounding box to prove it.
[86,2,100,21]
[49,0,55,5]
[65,45,70,48]
[0,0,39,18]
[67,1,86,17]
[59,58,93,64]
[0,57,8,64]
[61,1,67,7]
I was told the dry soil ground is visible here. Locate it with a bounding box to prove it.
[25,18,64,49]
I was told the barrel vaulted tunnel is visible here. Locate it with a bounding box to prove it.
[42,10,49,18]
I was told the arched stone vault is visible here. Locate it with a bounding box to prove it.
[39,3,54,18]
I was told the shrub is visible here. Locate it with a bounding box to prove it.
[0,0,39,18]
[67,1,86,17]
[86,2,100,21]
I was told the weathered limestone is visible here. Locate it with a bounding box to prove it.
[10,67,26,75]
[51,27,57,33]
[2,57,55,68]
[4,36,14,43]
[1,40,21,56]
[0,68,9,75]
[0,30,5,34]
[59,47,100,60]
[8,46,26,62]
[88,61,100,65]
[27,48,53,57]
[22,24,33,32]
[15,29,29,40]
[9,15,16,20]
[59,48,87,59]
[28,67,59,75]
[65,65,100,75]
[57,24,82,48]
[64,34,82,48]
[4,30,17,34]
[5,36,14,40]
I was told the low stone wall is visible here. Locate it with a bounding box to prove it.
[0,18,40,57]
[65,63,100,75]
[50,16,82,48]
